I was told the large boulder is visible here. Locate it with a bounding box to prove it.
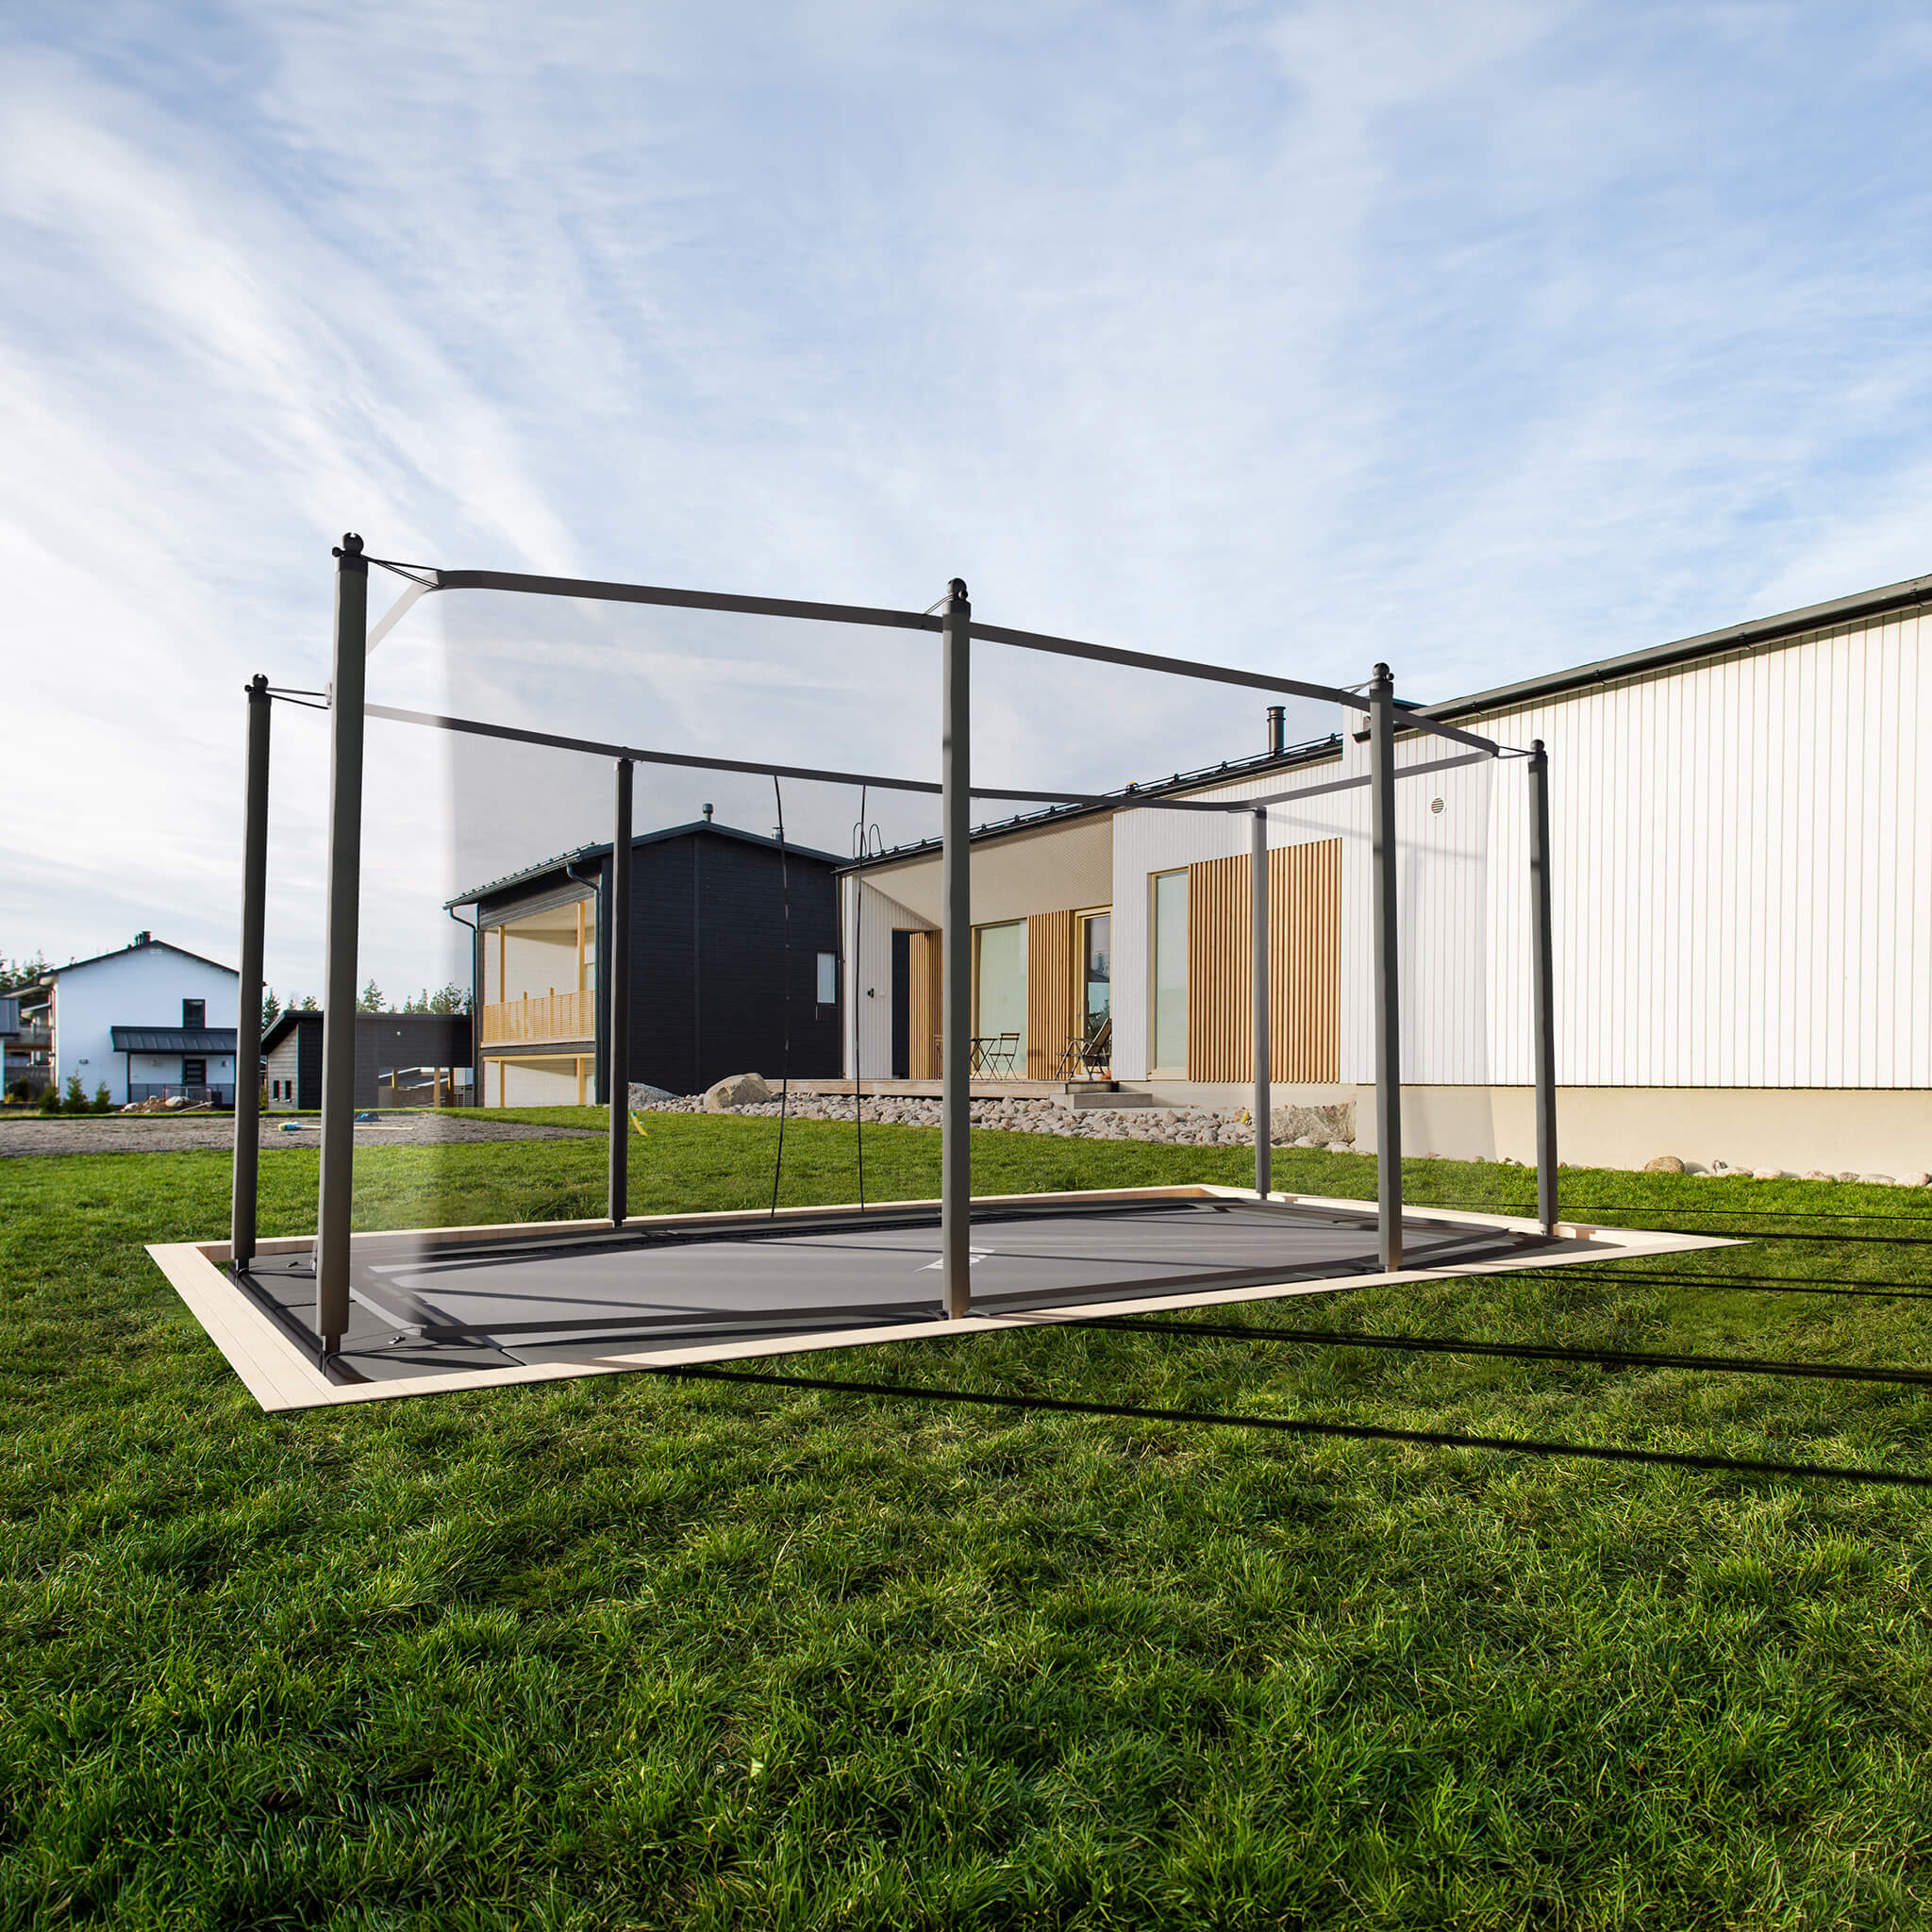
[703,1072,773,1112]
[1643,1155,1685,1174]
[1270,1101,1354,1147]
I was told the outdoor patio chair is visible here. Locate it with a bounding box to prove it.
[1076,1014,1112,1079]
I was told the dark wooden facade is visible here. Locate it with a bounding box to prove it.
[262,1011,474,1109]
[463,821,842,1100]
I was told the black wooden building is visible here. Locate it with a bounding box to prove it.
[262,1011,475,1109]
[450,817,842,1105]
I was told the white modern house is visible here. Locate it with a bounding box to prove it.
[841,570,1932,1178]
[44,933,241,1105]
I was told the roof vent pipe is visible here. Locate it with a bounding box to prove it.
[702,803,714,822]
[133,929,152,946]
[1266,706,1286,756]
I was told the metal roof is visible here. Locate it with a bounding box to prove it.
[835,730,1345,872]
[1421,570,1932,725]
[42,938,237,982]
[110,1027,240,1053]
[447,819,847,909]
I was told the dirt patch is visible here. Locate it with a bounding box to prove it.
[0,1116,603,1158]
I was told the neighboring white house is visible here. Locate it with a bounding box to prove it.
[841,569,1932,1177]
[44,933,241,1105]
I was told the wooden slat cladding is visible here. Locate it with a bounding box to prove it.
[908,930,943,1077]
[1185,840,1341,1082]
[1025,910,1077,1078]
[479,990,595,1047]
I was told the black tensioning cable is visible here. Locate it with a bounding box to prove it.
[1427,1197,1932,1226]
[1478,1267,1932,1300]
[770,775,791,1221]
[1084,1313,1932,1391]
[849,790,884,1212]
[652,1363,1932,1491]
[853,785,866,1212]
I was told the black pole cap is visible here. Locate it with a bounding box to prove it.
[947,577,969,602]
[246,673,269,698]
[332,532,366,569]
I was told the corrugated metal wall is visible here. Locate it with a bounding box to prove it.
[1113,606,1932,1090]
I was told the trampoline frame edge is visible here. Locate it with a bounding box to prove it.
[147,1185,1734,1413]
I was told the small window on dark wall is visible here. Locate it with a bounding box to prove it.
[182,998,205,1028]
[816,953,837,1005]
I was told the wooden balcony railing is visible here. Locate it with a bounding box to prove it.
[479,990,595,1048]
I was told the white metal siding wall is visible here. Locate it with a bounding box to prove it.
[1474,608,1932,1089]
[1112,606,1932,1091]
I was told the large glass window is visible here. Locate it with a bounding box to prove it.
[1081,913,1110,1026]
[1152,872,1188,1072]
[974,921,1027,1067]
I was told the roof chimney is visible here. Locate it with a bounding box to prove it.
[133,929,151,947]
[1266,706,1286,756]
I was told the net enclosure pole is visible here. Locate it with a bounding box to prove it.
[1527,738,1558,1234]
[230,674,271,1270]
[608,758,634,1227]
[1369,661,1403,1271]
[941,580,973,1320]
[316,534,369,1351]
[1252,805,1271,1200]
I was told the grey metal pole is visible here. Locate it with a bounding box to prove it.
[230,674,271,1270]
[940,579,973,1319]
[315,534,369,1351]
[1528,739,1559,1234]
[608,758,633,1226]
[1252,806,1271,1199]
[1369,661,1403,1271]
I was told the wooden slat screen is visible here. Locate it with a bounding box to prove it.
[908,929,943,1078]
[479,989,596,1047]
[1024,910,1076,1078]
[1184,839,1341,1082]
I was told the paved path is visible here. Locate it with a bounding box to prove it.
[0,1116,603,1158]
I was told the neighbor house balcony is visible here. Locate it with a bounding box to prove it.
[479,989,595,1049]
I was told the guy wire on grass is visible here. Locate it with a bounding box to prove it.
[650,1362,1932,1491]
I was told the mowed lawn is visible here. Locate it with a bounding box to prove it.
[7,1113,1932,1928]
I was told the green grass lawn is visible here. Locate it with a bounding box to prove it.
[7,1115,1932,1928]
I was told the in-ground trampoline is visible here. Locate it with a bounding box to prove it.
[149,541,1724,1412]
[150,1184,1722,1410]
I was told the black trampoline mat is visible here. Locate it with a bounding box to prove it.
[241,1196,1545,1379]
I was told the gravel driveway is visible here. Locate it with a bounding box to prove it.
[0,1116,603,1158]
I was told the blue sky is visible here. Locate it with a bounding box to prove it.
[6,2,1932,998]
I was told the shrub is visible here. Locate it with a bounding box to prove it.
[63,1075,86,1110]
[5,1078,33,1106]
[38,1085,60,1114]
[92,1083,112,1113]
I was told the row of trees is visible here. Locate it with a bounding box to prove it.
[7,950,472,1029]
[260,983,473,1026]
[1,953,50,995]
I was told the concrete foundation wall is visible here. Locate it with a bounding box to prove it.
[1145,1080,1932,1176]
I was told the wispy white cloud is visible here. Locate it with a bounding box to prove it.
[5,0,1932,997]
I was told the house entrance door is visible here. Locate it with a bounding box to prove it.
[890,931,910,1079]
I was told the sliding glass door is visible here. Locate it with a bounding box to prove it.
[1151,871,1188,1074]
